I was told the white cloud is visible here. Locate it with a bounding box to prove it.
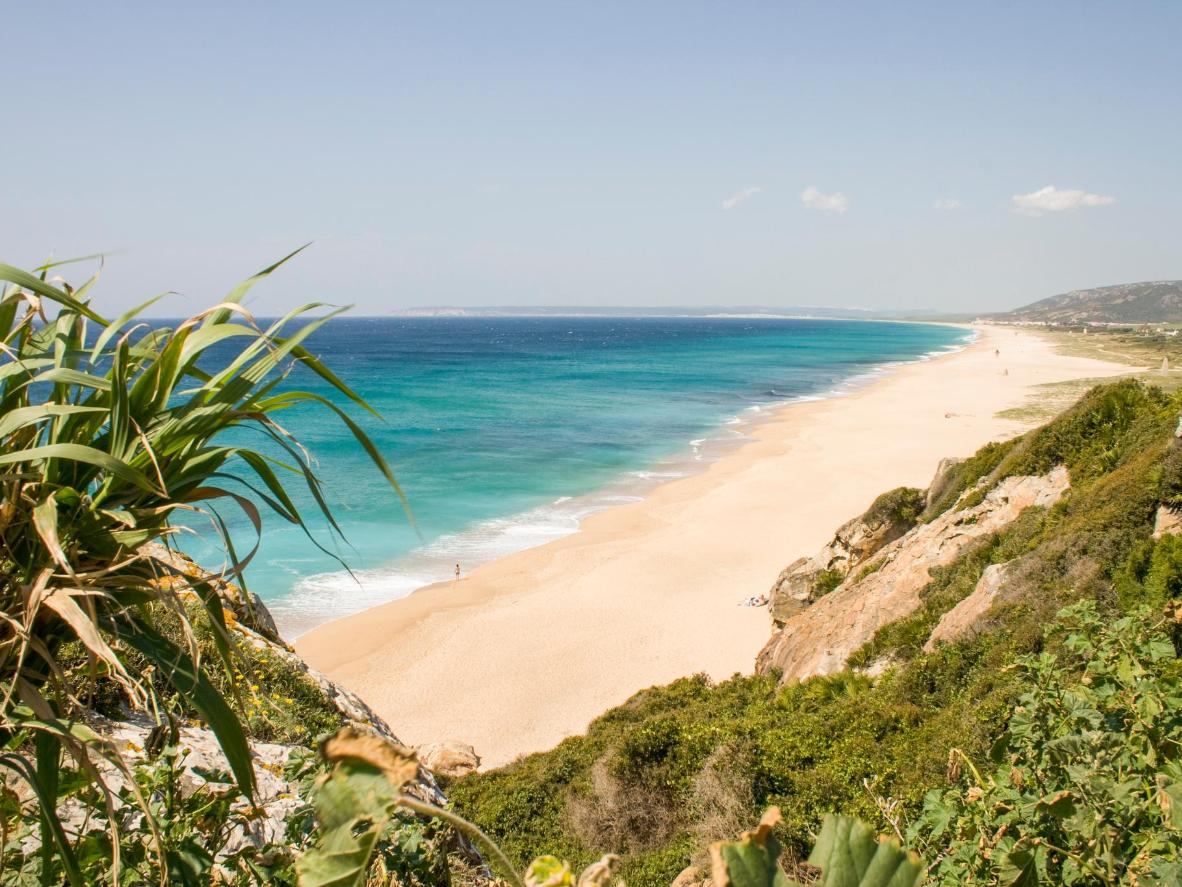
[721,186,762,210]
[1010,185,1116,217]
[801,186,849,214]
[933,197,962,211]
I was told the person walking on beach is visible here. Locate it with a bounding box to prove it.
[455,563,461,581]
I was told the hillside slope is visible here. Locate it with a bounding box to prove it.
[450,379,1182,886]
[1001,280,1182,324]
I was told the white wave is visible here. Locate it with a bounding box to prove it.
[628,469,687,480]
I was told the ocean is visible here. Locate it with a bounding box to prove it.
[183,317,970,635]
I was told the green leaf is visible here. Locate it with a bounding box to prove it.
[295,756,403,887]
[998,847,1042,887]
[805,814,925,887]
[110,617,255,799]
[0,442,157,493]
[296,822,380,887]
[1156,769,1182,828]
[0,262,106,323]
[710,808,792,887]
[1033,789,1076,820]
[0,753,86,887]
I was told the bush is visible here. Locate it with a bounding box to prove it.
[865,487,925,527]
[911,601,1182,885]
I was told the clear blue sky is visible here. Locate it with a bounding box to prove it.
[4,2,1180,314]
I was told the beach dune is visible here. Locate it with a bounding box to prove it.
[297,327,1130,768]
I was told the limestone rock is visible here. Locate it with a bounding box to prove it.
[924,562,1011,651]
[768,490,920,625]
[925,457,964,509]
[768,557,817,622]
[671,865,709,887]
[1154,505,1182,539]
[757,466,1070,684]
[101,715,302,860]
[419,740,481,778]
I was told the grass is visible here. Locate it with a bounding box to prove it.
[995,328,1182,422]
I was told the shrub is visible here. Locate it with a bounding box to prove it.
[864,487,925,528]
[911,601,1182,885]
[812,569,845,597]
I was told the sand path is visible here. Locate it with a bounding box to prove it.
[297,326,1129,768]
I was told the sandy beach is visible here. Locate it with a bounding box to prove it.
[297,326,1131,768]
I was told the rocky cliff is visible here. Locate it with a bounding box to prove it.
[756,466,1070,683]
[767,487,925,624]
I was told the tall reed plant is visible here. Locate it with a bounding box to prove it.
[0,252,400,883]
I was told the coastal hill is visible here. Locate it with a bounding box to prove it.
[999,280,1182,324]
[453,379,1182,886]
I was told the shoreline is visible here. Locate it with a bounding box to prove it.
[278,322,973,640]
[297,326,1131,768]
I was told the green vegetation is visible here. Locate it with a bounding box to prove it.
[911,601,1182,884]
[0,259,407,883]
[918,440,1015,522]
[864,487,925,528]
[452,379,1182,887]
[851,559,884,583]
[812,569,845,597]
[297,728,923,887]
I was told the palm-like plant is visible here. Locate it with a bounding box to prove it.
[0,253,400,883]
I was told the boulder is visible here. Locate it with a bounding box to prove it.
[419,740,481,778]
[768,557,820,623]
[924,561,1011,651]
[1154,505,1182,539]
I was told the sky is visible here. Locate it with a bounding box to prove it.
[3,1,1180,315]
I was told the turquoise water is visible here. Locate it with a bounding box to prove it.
[188,317,969,634]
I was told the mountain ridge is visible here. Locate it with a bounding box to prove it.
[1000,280,1182,324]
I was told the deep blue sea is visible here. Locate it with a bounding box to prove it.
[185,317,969,635]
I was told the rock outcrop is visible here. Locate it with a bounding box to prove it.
[1154,505,1182,539]
[88,715,306,862]
[756,467,1070,684]
[142,541,283,643]
[768,488,923,624]
[419,741,482,778]
[925,457,964,510]
[923,561,1011,651]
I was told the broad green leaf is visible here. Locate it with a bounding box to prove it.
[295,823,380,887]
[998,847,1042,887]
[710,807,792,887]
[805,814,925,887]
